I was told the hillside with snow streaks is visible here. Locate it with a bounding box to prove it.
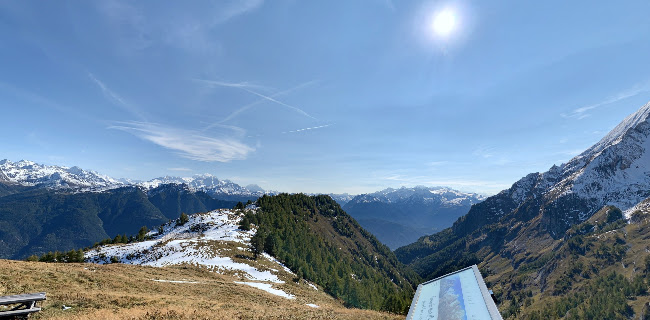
[85,208,309,299]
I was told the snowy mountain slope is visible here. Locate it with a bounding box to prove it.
[483,101,650,230]
[85,208,312,300]
[0,159,122,191]
[140,174,272,201]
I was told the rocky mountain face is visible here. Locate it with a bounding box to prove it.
[395,102,650,318]
[343,186,485,249]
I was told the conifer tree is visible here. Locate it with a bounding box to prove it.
[239,216,251,231]
[177,212,189,226]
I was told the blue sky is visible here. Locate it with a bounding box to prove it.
[1,1,650,195]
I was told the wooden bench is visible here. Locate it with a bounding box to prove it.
[0,292,46,318]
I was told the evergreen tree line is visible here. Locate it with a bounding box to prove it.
[239,193,419,314]
[27,224,158,263]
[26,249,85,263]
[524,272,647,320]
[91,225,154,248]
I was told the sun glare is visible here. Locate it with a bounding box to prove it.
[432,9,457,38]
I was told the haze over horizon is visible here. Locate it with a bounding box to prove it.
[2,1,650,195]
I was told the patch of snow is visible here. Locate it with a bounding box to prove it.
[151,279,200,284]
[234,281,295,299]
[306,303,320,308]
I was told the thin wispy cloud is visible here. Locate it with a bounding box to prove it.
[96,0,263,55]
[0,81,97,123]
[562,83,650,120]
[472,145,496,159]
[88,72,146,120]
[168,167,192,172]
[214,0,264,24]
[109,121,254,162]
[426,161,450,167]
[195,79,319,121]
[283,124,332,134]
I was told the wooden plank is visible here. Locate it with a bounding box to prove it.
[0,292,46,305]
[0,307,42,317]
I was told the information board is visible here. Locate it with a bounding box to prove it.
[405,265,502,320]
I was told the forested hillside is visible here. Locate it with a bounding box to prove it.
[0,183,236,259]
[243,194,420,314]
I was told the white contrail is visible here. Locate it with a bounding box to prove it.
[194,79,319,124]
[88,72,147,121]
[283,124,332,134]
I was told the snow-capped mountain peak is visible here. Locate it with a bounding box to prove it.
[0,159,122,191]
[138,175,272,200]
[0,159,272,200]
[353,186,485,205]
[498,101,650,225]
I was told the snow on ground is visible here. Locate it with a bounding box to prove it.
[85,209,288,283]
[306,303,320,308]
[234,281,295,300]
[151,279,200,284]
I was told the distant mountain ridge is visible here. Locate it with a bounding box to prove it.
[138,174,274,201]
[0,159,272,201]
[344,186,485,249]
[0,159,121,191]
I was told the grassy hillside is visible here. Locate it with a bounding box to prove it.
[397,205,650,319]
[244,194,420,314]
[0,259,401,319]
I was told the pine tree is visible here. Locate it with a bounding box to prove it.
[137,226,149,241]
[239,216,251,231]
[177,212,189,226]
[251,233,265,259]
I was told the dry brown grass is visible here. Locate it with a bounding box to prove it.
[0,260,401,319]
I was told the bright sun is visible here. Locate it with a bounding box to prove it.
[432,9,457,37]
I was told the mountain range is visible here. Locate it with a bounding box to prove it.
[396,101,650,318]
[0,159,271,201]
[0,158,483,251]
[343,186,485,249]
